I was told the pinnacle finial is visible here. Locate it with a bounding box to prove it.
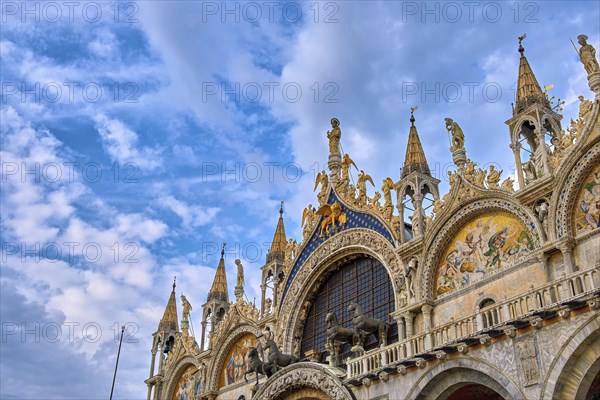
[280,200,284,216]
[518,33,527,56]
[410,106,418,126]
[221,243,226,257]
[172,276,176,292]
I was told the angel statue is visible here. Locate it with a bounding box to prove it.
[356,170,375,207]
[314,170,329,206]
[381,177,395,221]
[316,202,347,236]
[181,294,192,321]
[301,204,315,240]
[445,118,465,153]
[338,153,357,196]
[341,154,358,182]
[327,118,342,156]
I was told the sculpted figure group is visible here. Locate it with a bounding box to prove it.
[326,301,389,366]
[245,334,299,387]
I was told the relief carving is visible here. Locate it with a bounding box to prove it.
[517,337,540,386]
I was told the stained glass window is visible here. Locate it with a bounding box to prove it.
[300,256,398,360]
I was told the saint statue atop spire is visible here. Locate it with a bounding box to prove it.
[327,118,342,184]
[234,259,245,302]
[575,34,600,95]
[327,118,341,156]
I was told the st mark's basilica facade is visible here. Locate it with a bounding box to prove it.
[145,36,600,400]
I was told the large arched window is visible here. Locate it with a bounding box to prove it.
[300,256,397,360]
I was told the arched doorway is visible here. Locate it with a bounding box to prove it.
[411,362,525,400]
[549,324,600,400]
[443,383,504,400]
[252,363,355,400]
[278,387,330,400]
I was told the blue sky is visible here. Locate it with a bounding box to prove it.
[1,1,598,398]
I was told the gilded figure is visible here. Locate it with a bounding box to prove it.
[486,166,502,188]
[356,170,375,207]
[327,117,342,156]
[314,170,329,205]
[315,202,347,235]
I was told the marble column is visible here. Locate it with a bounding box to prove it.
[422,304,433,350]
[510,142,525,189]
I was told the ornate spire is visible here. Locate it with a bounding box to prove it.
[267,201,287,263]
[158,277,179,333]
[402,107,431,178]
[514,34,550,114]
[208,244,229,302]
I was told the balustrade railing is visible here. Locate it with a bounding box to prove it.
[346,267,599,379]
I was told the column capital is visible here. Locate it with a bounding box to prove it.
[556,238,576,253]
[421,304,433,314]
[401,310,415,321]
[510,142,521,152]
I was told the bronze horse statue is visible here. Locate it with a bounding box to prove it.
[244,347,277,386]
[264,339,298,370]
[348,301,389,346]
[326,312,363,351]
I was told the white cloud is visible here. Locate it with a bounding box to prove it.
[87,28,117,58]
[0,106,171,396]
[94,113,163,171]
[157,195,220,229]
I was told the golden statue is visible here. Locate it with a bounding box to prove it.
[501,177,515,192]
[474,168,487,187]
[316,202,347,235]
[486,165,502,188]
[314,170,329,205]
[577,35,600,76]
[445,118,465,153]
[369,191,382,212]
[341,154,357,182]
[327,118,342,156]
[381,177,395,204]
[357,170,375,207]
[381,177,395,221]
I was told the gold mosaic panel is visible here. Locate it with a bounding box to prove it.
[172,364,202,400]
[435,212,534,298]
[573,163,600,234]
[219,333,258,387]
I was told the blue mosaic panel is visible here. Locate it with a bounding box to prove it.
[281,192,395,303]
